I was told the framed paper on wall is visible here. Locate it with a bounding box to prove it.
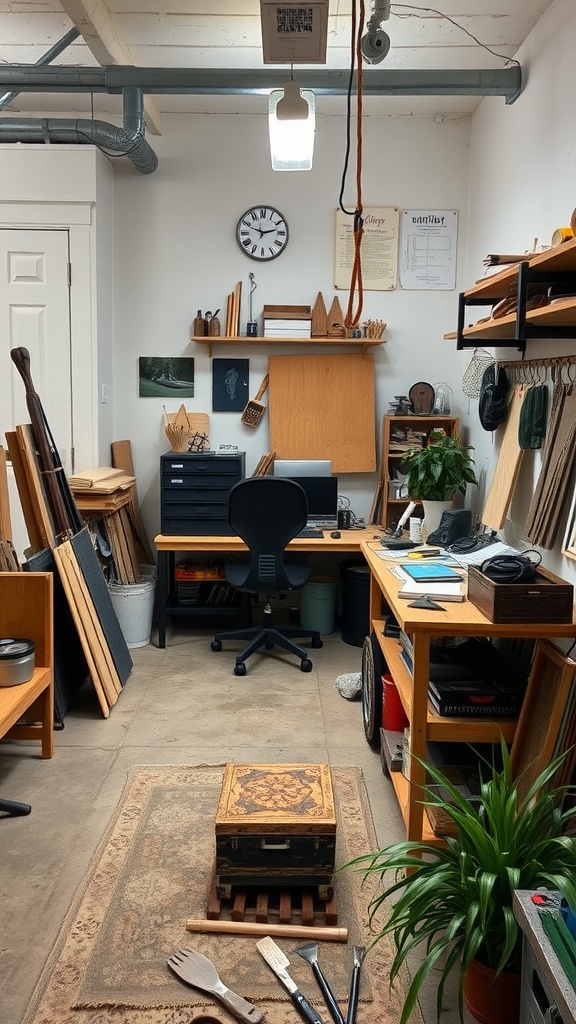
[212,358,249,412]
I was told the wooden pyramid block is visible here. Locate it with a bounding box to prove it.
[311,292,328,336]
[327,297,346,337]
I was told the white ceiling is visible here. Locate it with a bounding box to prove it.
[0,1,556,128]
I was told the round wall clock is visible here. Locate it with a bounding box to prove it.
[236,206,289,261]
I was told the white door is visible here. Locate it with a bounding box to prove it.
[0,228,72,557]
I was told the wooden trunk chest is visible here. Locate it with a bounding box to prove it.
[215,763,337,896]
[467,564,574,624]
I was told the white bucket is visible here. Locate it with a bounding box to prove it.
[108,565,157,649]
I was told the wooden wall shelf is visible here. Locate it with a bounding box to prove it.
[191,335,385,357]
[447,237,576,353]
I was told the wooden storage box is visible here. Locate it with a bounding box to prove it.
[215,763,336,895]
[467,564,574,624]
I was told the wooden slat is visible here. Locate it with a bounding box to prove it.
[111,439,155,564]
[0,446,12,543]
[5,431,45,554]
[52,543,111,718]
[482,385,526,530]
[16,424,57,548]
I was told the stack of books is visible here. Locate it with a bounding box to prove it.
[263,304,311,338]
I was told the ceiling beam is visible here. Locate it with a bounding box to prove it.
[0,66,523,104]
[58,0,163,134]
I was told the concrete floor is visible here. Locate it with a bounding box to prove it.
[0,621,472,1024]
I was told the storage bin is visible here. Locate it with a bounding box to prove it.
[300,576,337,635]
[108,566,157,649]
[340,562,370,647]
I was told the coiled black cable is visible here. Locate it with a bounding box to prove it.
[480,550,542,583]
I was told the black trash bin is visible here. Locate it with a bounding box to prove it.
[340,561,371,647]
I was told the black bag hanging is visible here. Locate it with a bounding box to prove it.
[479,364,511,431]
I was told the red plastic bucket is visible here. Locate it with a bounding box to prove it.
[382,673,409,731]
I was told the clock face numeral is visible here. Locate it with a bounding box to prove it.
[236,206,289,261]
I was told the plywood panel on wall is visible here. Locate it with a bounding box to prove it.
[268,353,376,473]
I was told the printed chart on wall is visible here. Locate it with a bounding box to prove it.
[334,207,399,290]
[399,209,458,289]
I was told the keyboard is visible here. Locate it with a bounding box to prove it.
[298,528,324,538]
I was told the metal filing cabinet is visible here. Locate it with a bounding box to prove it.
[160,451,246,535]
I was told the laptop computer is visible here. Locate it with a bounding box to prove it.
[290,476,339,529]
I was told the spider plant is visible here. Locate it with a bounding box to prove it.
[346,740,576,1024]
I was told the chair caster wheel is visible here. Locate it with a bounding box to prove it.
[234,662,247,676]
[211,640,222,652]
[311,637,323,649]
[300,658,313,672]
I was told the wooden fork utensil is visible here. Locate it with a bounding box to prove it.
[167,947,264,1024]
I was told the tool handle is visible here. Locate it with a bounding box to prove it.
[217,984,264,1024]
[290,988,325,1024]
[254,374,269,401]
[311,963,345,1024]
[345,964,361,1024]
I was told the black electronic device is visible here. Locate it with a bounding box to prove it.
[425,508,472,547]
[288,475,339,529]
[381,538,417,550]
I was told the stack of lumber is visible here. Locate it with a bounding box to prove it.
[6,422,132,719]
[69,467,135,513]
[225,280,242,337]
[252,452,275,476]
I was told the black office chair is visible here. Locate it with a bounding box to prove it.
[210,477,323,675]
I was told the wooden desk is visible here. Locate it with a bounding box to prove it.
[154,528,381,647]
[361,541,576,845]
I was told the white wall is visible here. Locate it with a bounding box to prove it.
[110,112,471,540]
[465,0,576,582]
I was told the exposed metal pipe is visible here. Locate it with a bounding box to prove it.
[0,64,523,104]
[0,87,158,174]
[0,28,81,111]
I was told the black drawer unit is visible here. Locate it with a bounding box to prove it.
[160,451,246,536]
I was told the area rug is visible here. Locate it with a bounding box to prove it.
[22,764,411,1024]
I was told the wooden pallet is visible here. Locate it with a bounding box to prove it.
[206,867,338,927]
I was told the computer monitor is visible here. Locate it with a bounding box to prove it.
[274,459,332,477]
[290,476,339,528]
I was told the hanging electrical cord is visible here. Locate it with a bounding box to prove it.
[343,0,366,330]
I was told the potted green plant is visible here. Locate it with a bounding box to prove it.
[346,741,576,1024]
[401,430,477,537]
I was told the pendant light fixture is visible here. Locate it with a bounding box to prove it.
[268,64,315,171]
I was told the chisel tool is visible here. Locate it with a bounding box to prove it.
[256,936,325,1024]
[293,942,345,1024]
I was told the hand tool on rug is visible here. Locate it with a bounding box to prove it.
[294,943,345,1024]
[241,373,269,426]
[167,947,264,1024]
[345,946,365,1024]
[186,919,348,942]
[256,936,326,1024]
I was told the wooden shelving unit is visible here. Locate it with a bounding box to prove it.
[0,572,54,759]
[379,415,459,530]
[446,237,576,353]
[361,542,576,845]
[191,335,385,357]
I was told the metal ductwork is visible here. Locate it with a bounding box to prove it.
[0,87,158,174]
[0,62,523,173]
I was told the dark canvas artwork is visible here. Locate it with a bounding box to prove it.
[212,358,249,412]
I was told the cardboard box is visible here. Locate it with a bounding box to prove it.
[467,564,574,623]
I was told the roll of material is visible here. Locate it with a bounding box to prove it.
[0,638,35,686]
[551,226,573,246]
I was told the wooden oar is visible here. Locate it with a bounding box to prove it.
[10,346,72,540]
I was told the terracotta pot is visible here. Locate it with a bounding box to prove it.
[463,958,521,1024]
